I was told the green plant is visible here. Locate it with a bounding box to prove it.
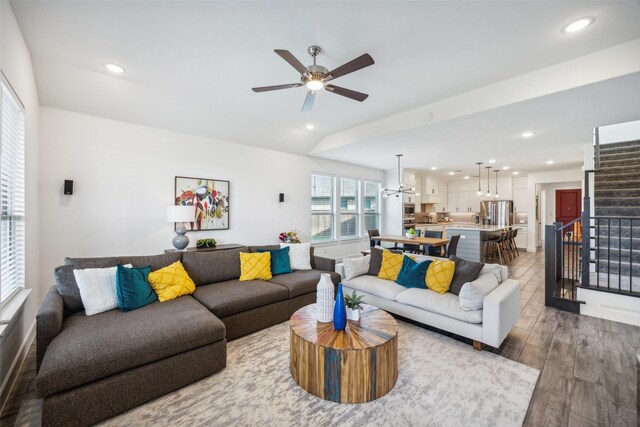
[344,290,364,310]
[407,228,416,235]
[196,238,217,248]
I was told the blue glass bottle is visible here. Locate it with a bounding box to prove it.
[333,283,347,331]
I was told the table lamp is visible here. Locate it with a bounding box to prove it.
[167,205,195,250]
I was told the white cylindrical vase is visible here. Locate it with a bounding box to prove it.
[316,273,334,322]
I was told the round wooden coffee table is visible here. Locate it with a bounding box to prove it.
[289,304,398,403]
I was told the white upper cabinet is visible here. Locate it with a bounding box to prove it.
[421,175,442,204]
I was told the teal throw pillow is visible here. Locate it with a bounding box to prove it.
[396,257,431,289]
[115,264,157,312]
[257,246,291,275]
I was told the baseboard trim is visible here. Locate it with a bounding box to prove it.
[0,320,35,414]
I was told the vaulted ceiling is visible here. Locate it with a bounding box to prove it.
[11,1,640,174]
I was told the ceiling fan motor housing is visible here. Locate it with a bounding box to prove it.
[302,65,328,85]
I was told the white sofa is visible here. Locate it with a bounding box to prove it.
[335,255,520,349]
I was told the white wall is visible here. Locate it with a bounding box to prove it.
[526,168,583,252]
[38,107,383,286]
[0,0,40,400]
[381,168,402,235]
[598,118,640,144]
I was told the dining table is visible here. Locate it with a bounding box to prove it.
[376,235,450,256]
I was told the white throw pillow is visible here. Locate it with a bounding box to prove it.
[343,255,370,280]
[479,264,504,283]
[458,273,500,311]
[280,242,312,270]
[74,264,132,316]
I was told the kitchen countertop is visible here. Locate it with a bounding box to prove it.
[445,225,510,231]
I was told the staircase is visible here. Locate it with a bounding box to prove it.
[591,139,640,293]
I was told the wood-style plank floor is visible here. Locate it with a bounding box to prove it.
[1,250,638,426]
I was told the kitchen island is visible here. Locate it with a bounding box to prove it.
[445,225,509,262]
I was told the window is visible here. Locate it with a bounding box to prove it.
[0,78,26,305]
[311,174,335,242]
[340,177,360,239]
[364,181,380,231]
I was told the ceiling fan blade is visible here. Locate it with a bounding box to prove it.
[301,90,316,112]
[252,83,303,93]
[274,49,309,76]
[325,53,374,81]
[325,85,369,102]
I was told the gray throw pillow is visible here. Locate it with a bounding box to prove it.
[448,256,485,295]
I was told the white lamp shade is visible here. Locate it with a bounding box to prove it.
[167,205,195,223]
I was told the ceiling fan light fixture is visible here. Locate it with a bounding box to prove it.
[306,80,324,91]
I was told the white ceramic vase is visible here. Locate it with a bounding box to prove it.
[346,307,361,321]
[316,273,334,322]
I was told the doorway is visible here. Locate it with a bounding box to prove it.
[555,189,582,226]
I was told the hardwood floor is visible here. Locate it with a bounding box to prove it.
[1,250,638,426]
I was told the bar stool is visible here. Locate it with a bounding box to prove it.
[484,232,508,264]
[511,228,520,257]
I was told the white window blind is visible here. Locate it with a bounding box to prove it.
[1,78,26,306]
[364,181,380,232]
[311,174,335,242]
[340,177,360,239]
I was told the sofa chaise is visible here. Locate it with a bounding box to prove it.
[36,245,338,426]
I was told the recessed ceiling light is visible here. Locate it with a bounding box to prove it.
[513,171,520,175]
[464,176,470,180]
[546,160,555,165]
[104,63,125,73]
[488,159,496,164]
[448,171,455,176]
[563,17,594,33]
[305,124,314,130]
[521,131,535,138]
[503,166,510,170]
[431,167,437,170]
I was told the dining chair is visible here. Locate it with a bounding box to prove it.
[422,230,444,257]
[367,229,381,248]
[446,235,461,258]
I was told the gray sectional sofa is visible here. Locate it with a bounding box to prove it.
[36,245,338,426]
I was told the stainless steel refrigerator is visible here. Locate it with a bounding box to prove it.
[480,200,513,226]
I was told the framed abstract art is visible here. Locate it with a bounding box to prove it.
[174,176,230,230]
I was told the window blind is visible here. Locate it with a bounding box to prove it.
[311,174,335,242]
[364,181,380,231]
[340,178,360,239]
[1,80,26,305]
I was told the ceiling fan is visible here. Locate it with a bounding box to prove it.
[252,45,374,112]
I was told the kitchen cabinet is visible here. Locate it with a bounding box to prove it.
[402,171,417,204]
[421,175,442,204]
[512,177,528,212]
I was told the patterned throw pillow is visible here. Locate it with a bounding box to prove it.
[378,250,414,281]
[148,261,196,302]
[239,252,273,281]
[426,259,456,294]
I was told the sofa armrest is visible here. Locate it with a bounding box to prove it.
[313,255,336,272]
[36,286,64,372]
[481,279,520,348]
[335,263,345,279]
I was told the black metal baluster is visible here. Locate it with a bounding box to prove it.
[631,220,634,293]
[607,219,611,290]
[619,218,622,293]
[596,218,600,288]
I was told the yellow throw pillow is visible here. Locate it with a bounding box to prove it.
[378,251,414,281]
[148,261,196,302]
[426,259,456,294]
[239,252,272,281]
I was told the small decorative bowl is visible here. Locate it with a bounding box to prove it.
[405,233,416,239]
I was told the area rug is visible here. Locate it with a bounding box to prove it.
[18,320,539,427]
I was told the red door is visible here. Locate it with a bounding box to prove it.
[555,189,582,226]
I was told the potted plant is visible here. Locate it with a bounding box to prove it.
[344,290,365,321]
[196,238,217,248]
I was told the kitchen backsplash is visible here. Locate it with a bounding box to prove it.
[415,212,478,224]
[514,212,528,224]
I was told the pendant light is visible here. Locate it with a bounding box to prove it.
[494,170,500,199]
[382,154,418,199]
[476,162,483,196]
[485,166,492,197]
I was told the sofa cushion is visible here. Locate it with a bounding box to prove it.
[448,256,485,295]
[181,247,248,285]
[395,288,483,324]
[269,270,340,298]
[458,273,500,311]
[343,274,408,300]
[117,252,182,271]
[192,279,289,318]
[56,257,120,314]
[36,296,225,398]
